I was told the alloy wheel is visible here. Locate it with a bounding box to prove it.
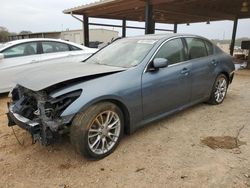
[88,110,121,155]
[214,77,227,103]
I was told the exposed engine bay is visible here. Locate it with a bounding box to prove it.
[7,85,81,145]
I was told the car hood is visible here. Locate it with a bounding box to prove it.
[16,62,127,91]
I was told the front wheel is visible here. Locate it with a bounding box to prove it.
[70,102,124,160]
[208,74,228,105]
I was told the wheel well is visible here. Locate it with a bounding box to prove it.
[220,71,229,82]
[97,99,131,134]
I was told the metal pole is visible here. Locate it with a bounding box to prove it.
[152,20,155,33]
[145,0,154,34]
[174,23,178,33]
[230,18,238,56]
[247,47,250,69]
[83,15,89,47]
[122,19,126,38]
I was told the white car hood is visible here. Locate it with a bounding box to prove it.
[16,62,126,91]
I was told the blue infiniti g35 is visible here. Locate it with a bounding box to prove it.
[7,34,235,159]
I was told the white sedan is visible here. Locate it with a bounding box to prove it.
[0,38,98,93]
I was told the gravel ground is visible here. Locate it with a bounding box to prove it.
[0,70,250,188]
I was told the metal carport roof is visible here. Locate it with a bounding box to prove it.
[64,0,250,54]
[64,0,250,23]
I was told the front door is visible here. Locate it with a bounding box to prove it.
[40,41,71,63]
[142,38,192,119]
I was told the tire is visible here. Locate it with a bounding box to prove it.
[70,102,124,160]
[207,74,228,105]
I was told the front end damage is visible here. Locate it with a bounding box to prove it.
[7,85,81,145]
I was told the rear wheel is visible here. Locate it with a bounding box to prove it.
[70,102,124,160]
[208,74,228,105]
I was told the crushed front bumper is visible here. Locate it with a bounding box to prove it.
[7,102,73,145]
[7,103,41,135]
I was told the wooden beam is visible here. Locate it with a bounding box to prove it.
[83,0,145,16]
[154,4,235,20]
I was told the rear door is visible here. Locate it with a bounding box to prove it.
[184,37,216,101]
[142,38,192,119]
[40,41,72,63]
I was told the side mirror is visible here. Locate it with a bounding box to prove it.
[152,58,168,70]
[0,53,4,60]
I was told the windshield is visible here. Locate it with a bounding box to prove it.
[85,38,157,68]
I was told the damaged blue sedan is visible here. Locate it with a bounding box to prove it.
[7,34,235,159]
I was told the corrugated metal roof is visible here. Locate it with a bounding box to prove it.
[63,0,250,24]
[63,0,116,14]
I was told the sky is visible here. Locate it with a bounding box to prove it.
[1,0,250,40]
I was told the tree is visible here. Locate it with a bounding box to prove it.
[0,26,10,42]
[0,26,8,31]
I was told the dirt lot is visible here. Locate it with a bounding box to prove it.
[0,70,250,188]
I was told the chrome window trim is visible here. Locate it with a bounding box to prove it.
[143,35,211,73]
[144,36,186,73]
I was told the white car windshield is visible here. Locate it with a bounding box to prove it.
[85,38,157,68]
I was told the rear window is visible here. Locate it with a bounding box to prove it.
[70,45,81,51]
[186,38,207,59]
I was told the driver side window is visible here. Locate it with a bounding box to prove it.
[154,38,186,65]
[2,42,38,58]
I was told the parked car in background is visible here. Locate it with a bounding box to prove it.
[7,34,235,160]
[0,38,98,93]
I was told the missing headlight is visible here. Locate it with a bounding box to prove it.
[48,90,82,118]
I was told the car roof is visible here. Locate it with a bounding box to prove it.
[0,38,89,51]
[125,33,210,41]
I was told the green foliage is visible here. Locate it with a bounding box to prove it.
[0,26,10,42]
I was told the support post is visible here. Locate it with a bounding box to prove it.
[122,19,126,38]
[230,18,238,56]
[145,0,154,34]
[174,23,178,33]
[247,48,250,69]
[83,15,89,47]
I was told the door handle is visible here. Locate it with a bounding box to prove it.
[211,60,218,66]
[180,68,190,76]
